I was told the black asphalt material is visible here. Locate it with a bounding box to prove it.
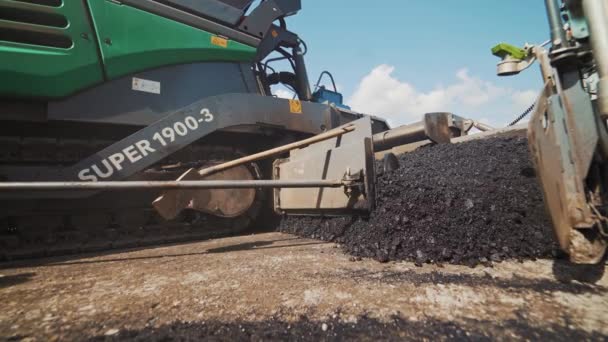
[90,314,606,341]
[279,135,559,267]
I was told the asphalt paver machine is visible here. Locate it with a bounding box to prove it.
[0,0,468,259]
[1,0,606,265]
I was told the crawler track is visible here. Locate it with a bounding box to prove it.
[0,142,265,261]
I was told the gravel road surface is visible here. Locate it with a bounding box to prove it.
[1,232,606,341]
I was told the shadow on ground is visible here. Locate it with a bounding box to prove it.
[84,314,607,342]
[552,256,606,284]
[326,267,607,295]
[0,272,35,289]
[206,239,326,254]
[0,235,323,269]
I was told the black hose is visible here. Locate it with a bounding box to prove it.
[313,71,338,93]
[509,102,536,126]
[299,38,308,55]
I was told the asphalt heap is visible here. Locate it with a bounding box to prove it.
[279,135,560,267]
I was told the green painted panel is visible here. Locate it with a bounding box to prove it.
[87,0,256,80]
[0,0,103,99]
[491,43,527,60]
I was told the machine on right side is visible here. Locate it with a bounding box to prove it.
[493,0,608,263]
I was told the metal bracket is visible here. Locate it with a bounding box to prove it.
[372,112,472,152]
[254,24,299,61]
[528,78,607,264]
[238,0,301,38]
[0,94,335,199]
[274,117,375,215]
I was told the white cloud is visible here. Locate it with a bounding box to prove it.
[273,87,295,99]
[511,89,538,109]
[347,64,539,127]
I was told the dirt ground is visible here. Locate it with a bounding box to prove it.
[1,232,607,341]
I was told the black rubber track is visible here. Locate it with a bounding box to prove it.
[0,146,265,261]
[279,135,560,267]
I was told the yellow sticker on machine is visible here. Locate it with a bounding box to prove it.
[289,99,303,114]
[211,36,228,48]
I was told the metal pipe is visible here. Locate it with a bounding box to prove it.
[293,44,312,101]
[583,0,608,119]
[535,46,555,86]
[372,121,427,152]
[0,180,345,191]
[197,125,355,178]
[545,0,567,47]
[472,121,494,132]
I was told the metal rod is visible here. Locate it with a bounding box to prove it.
[0,180,345,191]
[372,121,426,152]
[197,125,355,178]
[545,0,566,48]
[535,46,554,86]
[293,44,312,101]
[472,121,495,132]
[583,0,608,119]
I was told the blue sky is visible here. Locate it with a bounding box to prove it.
[274,1,552,127]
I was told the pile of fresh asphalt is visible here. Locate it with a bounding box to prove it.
[279,135,560,267]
